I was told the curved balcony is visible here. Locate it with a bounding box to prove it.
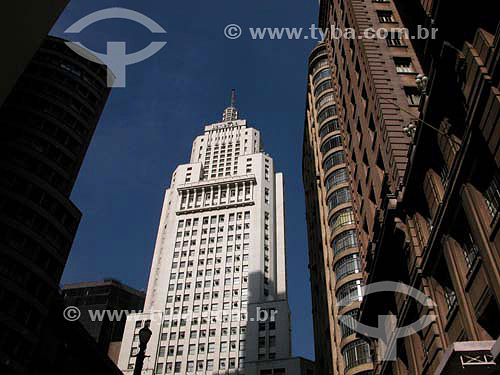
[312,68,332,87]
[331,228,358,258]
[336,278,363,306]
[317,105,337,127]
[319,119,340,139]
[339,308,360,340]
[321,135,343,155]
[314,79,333,97]
[328,206,355,237]
[341,339,373,373]
[325,167,348,192]
[311,58,329,76]
[322,150,345,173]
[327,186,352,212]
[308,44,328,65]
[316,92,335,112]
[334,253,361,282]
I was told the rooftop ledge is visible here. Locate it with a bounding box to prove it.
[177,174,257,191]
[434,340,500,375]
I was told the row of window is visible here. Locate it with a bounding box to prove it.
[177,212,250,228]
[153,340,246,357]
[172,244,249,259]
[149,357,244,373]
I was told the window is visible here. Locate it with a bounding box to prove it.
[323,151,345,171]
[319,119,340,138]
[327,187,352,210]
[325,168,348,190]
[220,342,228,352]
[206,360,214,371]
[485,171,500,217]
[314,79,333,97]
[329,207,354,232]
[321,135,343,154]
[156,363,164,374]
[158,346,166,357]
[332,229,357,256]
[258,337,266,348]
[219,359,227,370]
[444,286,457,311]
[339,309,359,338]
[386,31,404,46]
[269,336,276,347]
[377,10,395,22]
[394,57,414,73]
[342,340,372,370]
[316,92,335,110]
[318,105,337,124]
[334,254,361,281]
[313,68,332,86]
[174,362,182,373]
[404,87,420,106]
[460,231,480,269]
[336,279,363,305]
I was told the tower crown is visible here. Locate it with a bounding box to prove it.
[222,88,238,121]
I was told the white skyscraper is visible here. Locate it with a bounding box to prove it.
[118,93,314,375]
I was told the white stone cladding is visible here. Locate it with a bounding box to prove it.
[117,108,303,375]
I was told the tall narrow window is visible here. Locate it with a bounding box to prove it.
[394,57,414,73]
[404,87,421,106]
[377,10,395,22]
[386,32,405,46]
[485,171,500,217]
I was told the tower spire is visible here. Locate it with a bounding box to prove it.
[230,88,236,107]
[222,88,238,121]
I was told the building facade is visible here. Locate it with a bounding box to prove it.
[63,279,146,364]
[118,97,314,375]
[0,1,68,106]
[303,1,500,375]
[0,36,112,374]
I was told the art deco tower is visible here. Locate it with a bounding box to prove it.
[118,94,314,375]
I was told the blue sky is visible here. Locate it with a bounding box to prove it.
[52,0,318,360]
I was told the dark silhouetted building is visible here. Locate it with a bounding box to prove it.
[63,279,146,363]
[0,1,69,106]
[0,35,113,374]
[303,1,500,375]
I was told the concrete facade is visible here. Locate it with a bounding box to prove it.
[118,99,313,374]
[303,1,500,375]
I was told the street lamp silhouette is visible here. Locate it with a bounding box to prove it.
[133,320,152,375]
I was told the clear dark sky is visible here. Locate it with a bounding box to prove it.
[52,0,319,360]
